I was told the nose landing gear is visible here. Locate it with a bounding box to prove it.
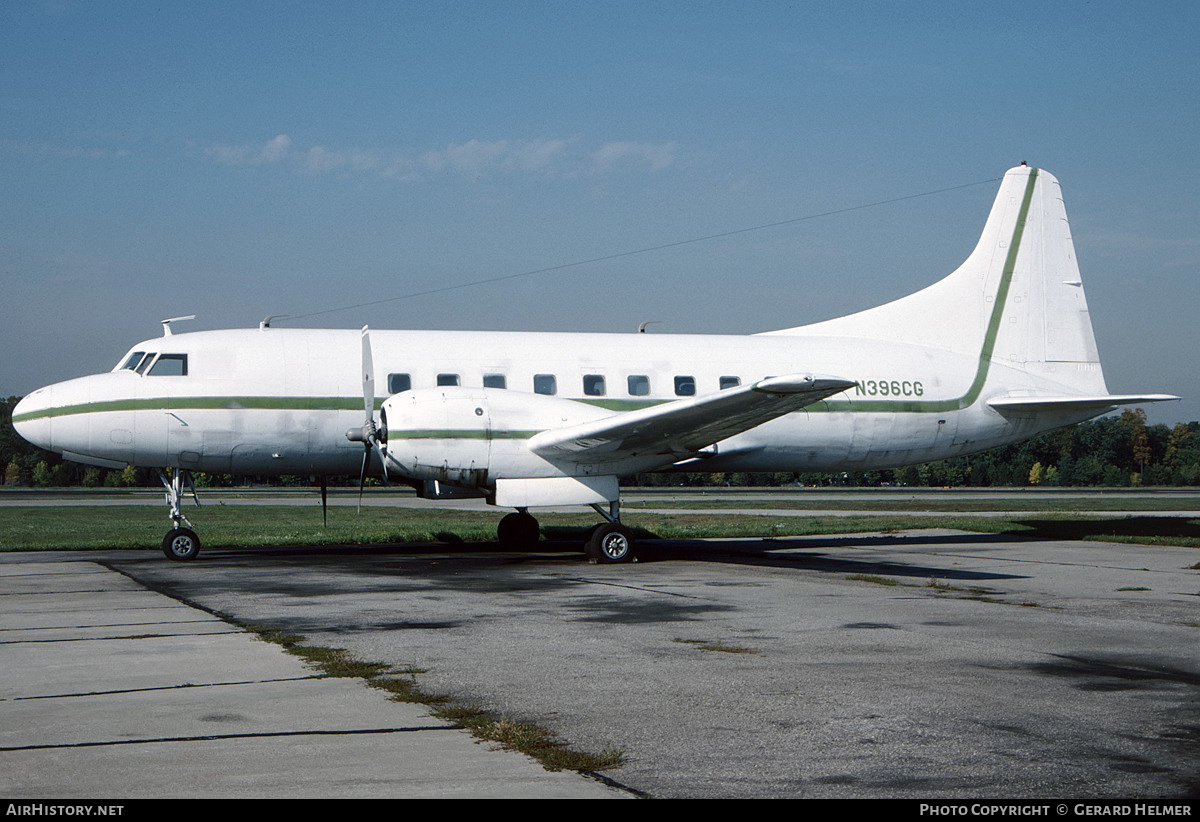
[159,468,201,561]
[163,526,201,561]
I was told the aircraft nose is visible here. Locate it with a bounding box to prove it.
[12,387,55,452]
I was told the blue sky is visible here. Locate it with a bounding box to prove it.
[3,1,1197,425]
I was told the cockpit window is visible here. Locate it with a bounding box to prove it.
[115,350,188,375]
[118,351,147,372]
[147,354,188,376]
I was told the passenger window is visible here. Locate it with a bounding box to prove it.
[437,374,460,387]
[720,376,741,390]
[148,354,187,376]
[388,373,411,394]
[674,376,696,396]
[627,375,650,396]
[118,351,146,372]
[583,375,605,396]
[483,374,507,389]
[534,374,557,395]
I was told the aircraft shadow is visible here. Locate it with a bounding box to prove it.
[1006,516,1200,544]
[629,535,1027,582]
[190,529,1025,583]
[167,515,1198,582]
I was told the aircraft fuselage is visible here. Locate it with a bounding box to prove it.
[13,324,1102,481]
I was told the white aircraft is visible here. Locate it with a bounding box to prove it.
[12,165,1178,562]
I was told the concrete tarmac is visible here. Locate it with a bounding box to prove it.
[1,526,1198,799]
[0,557,629,799]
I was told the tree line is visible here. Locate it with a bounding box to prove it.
[635,409,1200,488]
[4,396,1198,489]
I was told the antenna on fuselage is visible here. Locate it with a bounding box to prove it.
[161,315,196,336]
[260,315,288,329]
[637,321,662,333]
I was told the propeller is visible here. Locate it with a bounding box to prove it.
[347,326,389,512]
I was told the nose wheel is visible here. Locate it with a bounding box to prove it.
[163,527,201,561]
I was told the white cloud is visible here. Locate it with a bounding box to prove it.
[1,140,132,161]
[204,135,679,181]
[502,139,569,172]
[422,139,510,175]
[591,141,678,174]
[205,133,292,166]
[420,138,575,176]
[297,145,381,176]
[259,134,292,164]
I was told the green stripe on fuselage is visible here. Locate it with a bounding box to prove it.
[11,396,371,423]
[12,395,664,424]
[386,429,539,440]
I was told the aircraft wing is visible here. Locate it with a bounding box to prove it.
[529,374,855,465]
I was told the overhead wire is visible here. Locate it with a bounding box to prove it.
[281,175,1002,324]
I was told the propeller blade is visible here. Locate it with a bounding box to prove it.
[361,325,374,425]
[320,476,328,527]
[357,446,369,514]
[373,440,389,484]
[355,325,387,508]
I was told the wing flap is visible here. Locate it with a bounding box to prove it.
[529,374,855,464]
[988,394,1180,413]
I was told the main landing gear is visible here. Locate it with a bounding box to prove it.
[497,510,540,549]
[585,521,636,563]
[496,502,637,563]
[584,501,636,563]
[159,468,201,561]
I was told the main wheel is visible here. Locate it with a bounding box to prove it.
[585,522,636,563]
[162,528,201,561]
[497,511,539,549]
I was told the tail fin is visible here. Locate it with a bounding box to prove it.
[981,168,1174,411]
[764,166,1177,412]
[769,168,1104,389]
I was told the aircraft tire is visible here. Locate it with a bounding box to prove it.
[162,528,201,561]
[586,522,636,564]
[497,512,539,549]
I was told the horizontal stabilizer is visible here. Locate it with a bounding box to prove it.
[988,394,1180,413]
[530,374,855,464]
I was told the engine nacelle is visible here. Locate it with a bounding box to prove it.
[380,387,613,488]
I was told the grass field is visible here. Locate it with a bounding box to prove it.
[2,500,1199,551]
